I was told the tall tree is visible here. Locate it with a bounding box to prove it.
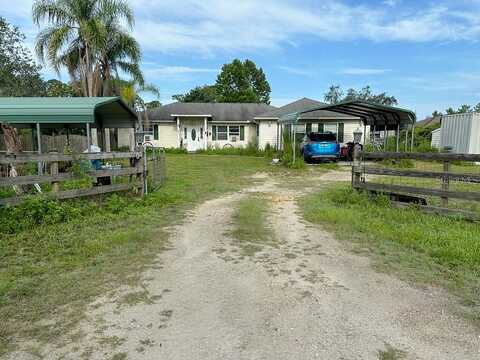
[215,59,271,104]
[172,85,218,103]
[323,85,398,106]
[0,17,45,97]
[33,0,141,97]
[0,17,45,158]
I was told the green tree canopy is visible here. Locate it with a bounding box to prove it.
[172,59,271,104]
[45,79,76,97]
[215,59,271,103]
[0,17,45,96]
[324,85,398,106]
[172,85,218,103]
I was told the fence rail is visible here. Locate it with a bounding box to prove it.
[0,149,153,206]
[352,149,480,220]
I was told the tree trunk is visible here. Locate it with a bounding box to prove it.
[1,124,22,153]
[1,124,24,194]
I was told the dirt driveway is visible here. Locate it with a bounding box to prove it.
[12,171,479,359]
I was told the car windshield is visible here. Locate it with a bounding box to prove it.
[308,132,337,142]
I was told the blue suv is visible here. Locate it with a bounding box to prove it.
[301,132,340,163]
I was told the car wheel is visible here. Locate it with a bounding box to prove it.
[303,155,311,164]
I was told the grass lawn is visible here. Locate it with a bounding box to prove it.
[229,196,276,256]
[0,154,283,354]
[299,184,480,324]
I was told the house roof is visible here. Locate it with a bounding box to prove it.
[255,98,358,120]
[148,102,276,122]
[416,116,441,127]
[0,97,137,126]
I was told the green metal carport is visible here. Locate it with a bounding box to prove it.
[0,97,137,154]
[279,100,417,162]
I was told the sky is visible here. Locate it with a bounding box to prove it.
[2,0,480,119]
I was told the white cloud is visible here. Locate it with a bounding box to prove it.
[340,68,392,75]
[130,0,480,55]
[4,0,480,56]
[276,65,314,76]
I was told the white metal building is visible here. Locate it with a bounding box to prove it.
[431,128,441,148]
[439,112,480,154]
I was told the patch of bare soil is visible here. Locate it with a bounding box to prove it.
[8,173,480,360]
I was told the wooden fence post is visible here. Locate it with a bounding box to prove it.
[442,160,450,207]
[352,143,362,187]
[50,150,59,193]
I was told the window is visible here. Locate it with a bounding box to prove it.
[154,125,159,140]
[306,123,312,134]
[324,124,337,133]
[240,126,245,141]
[229,126,240,140]
[318,123,325,133]
[184,127,187,139]
[212,125,217,140]
[217,126,228,140]
[337,123,344,143]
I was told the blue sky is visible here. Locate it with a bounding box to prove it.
[2,0,480,119]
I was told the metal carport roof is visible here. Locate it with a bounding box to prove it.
[0,97,137,127]
[279,100,416,129]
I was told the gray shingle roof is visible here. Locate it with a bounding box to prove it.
[256,97,358,119]
[148,102,276,122]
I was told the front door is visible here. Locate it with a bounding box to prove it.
[185,125,201,152]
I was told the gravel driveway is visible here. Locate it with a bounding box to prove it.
[12,172,479,359]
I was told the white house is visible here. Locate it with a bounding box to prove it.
[146,98,369,151]
[146,102,275,151]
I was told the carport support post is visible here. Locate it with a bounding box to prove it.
[383,125,388,151]
[86,123,91,151]
[292,125,296,164]
[396,123,400,152]
[411,123,415,152]
[36,122,42,175]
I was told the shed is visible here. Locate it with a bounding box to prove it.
[439,112,480,154]
[431,128,441,148]
[0,97,137,153]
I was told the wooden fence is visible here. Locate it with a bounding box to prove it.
[0,150,146,206]
[352,150,480,219]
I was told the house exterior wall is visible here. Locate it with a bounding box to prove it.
[147,123,178,148]
[258,120,279,150]
[439,113,474,153]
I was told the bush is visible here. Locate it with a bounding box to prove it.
[0,197,88,234]
[281,130,305,168]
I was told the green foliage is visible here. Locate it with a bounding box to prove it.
[0,17,45,96]
[197,141,268,157]
[216,59,271,104]
[0,197,88,234]
[281,130,305,168]
[172,85,218,103]
[44,79,76,97]
[173,59,271,104]
[324,84,397,106]
[33,0,142,97]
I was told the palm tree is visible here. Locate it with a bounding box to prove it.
[120,81,160,133]
[33,0,140,97]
